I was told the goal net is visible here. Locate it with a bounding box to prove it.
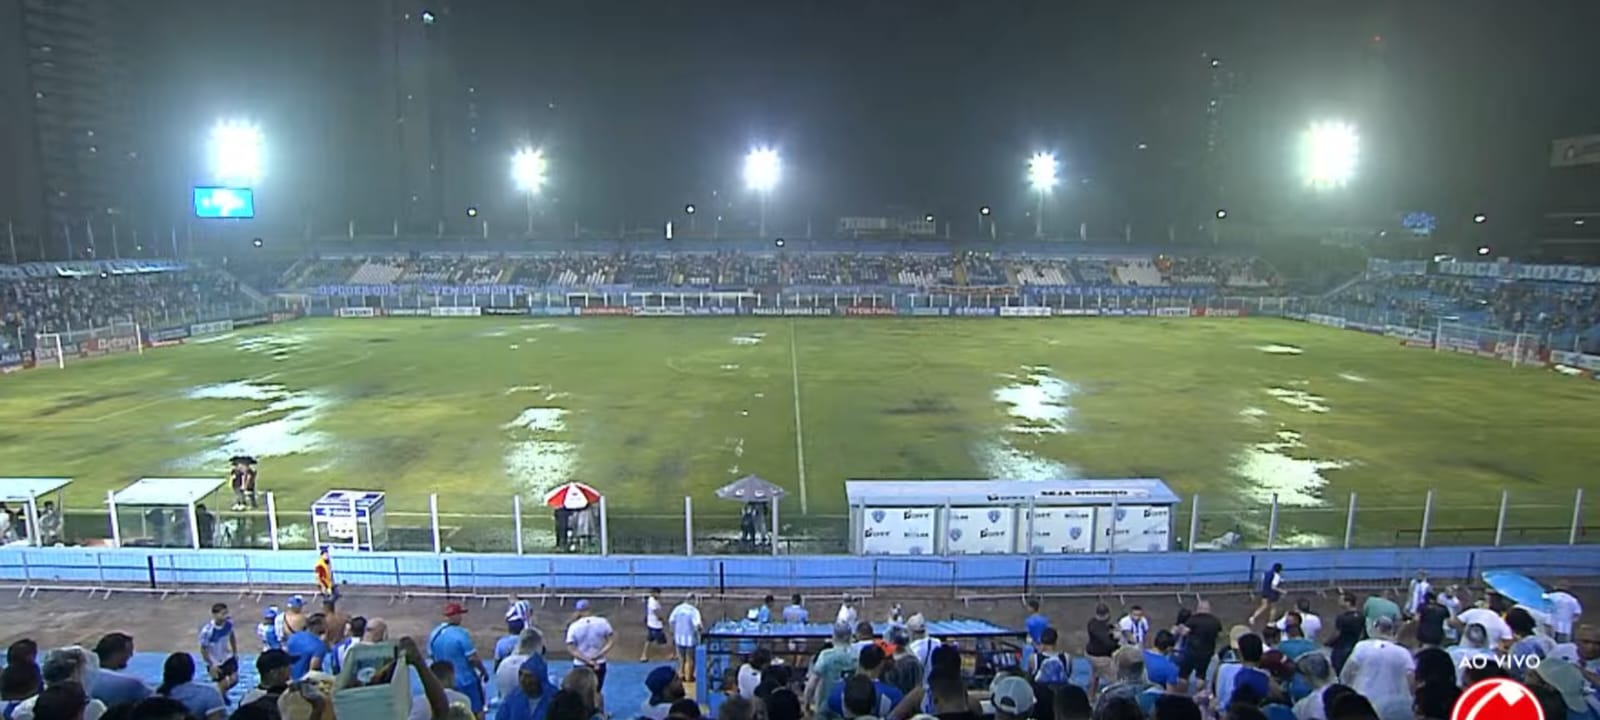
[1435,321,1541,367]
[35,321,143,369]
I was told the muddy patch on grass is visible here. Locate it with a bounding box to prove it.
[884,397,957,415]
[37,390,139,417]
[1233,429,1351,506]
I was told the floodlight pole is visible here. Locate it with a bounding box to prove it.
[526,191,535,236]
[759,193,769,238]
[1035,191,1045,239]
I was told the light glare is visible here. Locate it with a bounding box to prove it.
[744,147,781,192]
[1299,120,1359,190]
[208,120,263,185]
[1027,152,1059,191]
[512,147,547,193]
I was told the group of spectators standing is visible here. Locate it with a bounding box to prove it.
[0,271,248,351]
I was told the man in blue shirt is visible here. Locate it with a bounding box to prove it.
[1144,630,1181,690]
[286,613,330,679]
[91,633,152,707]
[782,594,809,624]
[825,644,904,718]
[430,602,489,715]
[1024,599,1049,649]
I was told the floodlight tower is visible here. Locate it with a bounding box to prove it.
[1027,152,1059,238]
[743,147,781,237]
[208,120,263,186]
[1298,121,1359,191]
[511,147,547,235]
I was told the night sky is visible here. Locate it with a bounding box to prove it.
[126,0,1599,240]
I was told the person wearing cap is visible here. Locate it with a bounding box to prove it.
[1338,616,1412,720]
[806,622,860,720]
[431,602,489,715]
[642,665,688,720]
[276,595,308,647]
[669,594,704,683]
[990,675,1036,720]
[91,632,151,708]
[904,615,939,679]
[258,607,284,652]
[1289,652,1334,720]
[239,649,293,709]
[566,599,616,690]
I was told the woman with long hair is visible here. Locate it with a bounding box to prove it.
[156,652,226,719]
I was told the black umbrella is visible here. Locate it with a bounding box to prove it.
[714,474,787,502]
[228,456,258,466]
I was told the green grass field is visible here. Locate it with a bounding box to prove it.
[0,317,1594,552]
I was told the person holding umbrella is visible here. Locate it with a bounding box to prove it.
[229,456,259,511]
[544,483,600,552]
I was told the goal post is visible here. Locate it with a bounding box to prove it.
[34,321,144,369]
[1434,321,1541,367]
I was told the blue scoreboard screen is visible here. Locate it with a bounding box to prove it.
[193,186,255,219]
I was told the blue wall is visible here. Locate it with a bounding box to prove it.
[1,545,1594,593]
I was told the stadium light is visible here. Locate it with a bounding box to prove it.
[1472,213,1487,224]
[1027,152,1059,238]
[1298,120,1359,190]
[208,120,263,186]
[512,147,547,235]
[466,206,479,218]
[744,147,781,237]
[1476,245,1491,256]
[1215,209,1228,219]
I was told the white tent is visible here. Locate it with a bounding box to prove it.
[0,477,71,547]
[110,477,224,549]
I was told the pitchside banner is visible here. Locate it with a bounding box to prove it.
[944,507,1015,554]
[844,306,896,317]
[952,307,997,317]
[190,320,234,336]
[1092,505,1171,552]
[0,349,34,373]
[1153,307,1192,318]
[1026,506,1095,553]
[577,307,634,316]
[530,307,577,316]
[386,308,427,317]
[860,507,937,555]
[998,306,1050,317]
[1054,308,1101,317]
[750,308,834,316]
[1385,325,1435,347]
[685,307,738,316]
[336,307,377,318]
[482,307,528,316]
[635,307,688,317]
[429,306,481,317]
[1307,313,1347,329]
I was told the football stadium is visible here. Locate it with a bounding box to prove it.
[2,3,1599,720]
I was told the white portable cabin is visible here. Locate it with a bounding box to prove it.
[844,478,1180,555]
[109,477,225,549]
[0,477,71,546]
[310,490,388,551]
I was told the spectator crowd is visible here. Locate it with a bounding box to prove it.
[0,573,1594,720]
[0,271,254,351]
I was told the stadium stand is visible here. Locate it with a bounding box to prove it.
[0,267,260,351]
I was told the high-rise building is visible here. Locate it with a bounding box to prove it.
[0,0,135,257]
[379,0,478,234]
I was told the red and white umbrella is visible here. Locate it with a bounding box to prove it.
[543,482,601,509]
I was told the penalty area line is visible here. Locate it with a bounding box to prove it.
[789,320,809,515]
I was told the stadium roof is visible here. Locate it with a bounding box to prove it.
[0,477,72,503]
[844,478,1178,507]
[112,477,225,506]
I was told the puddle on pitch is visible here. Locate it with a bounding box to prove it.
[994,365,1076,434]
[1337,372,1368,383]
[976,440,1080,480]
[176,380,334,467]
[1256,344,1303,355]
[236,333,308,355]
[503,405,576,495]
[1233,429,1350,506]
[1265,387,1330,413]
[731,334,764,346]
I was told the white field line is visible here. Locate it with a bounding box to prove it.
[789,320,809,515]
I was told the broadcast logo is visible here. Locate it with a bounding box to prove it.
[1450,678,1543,720]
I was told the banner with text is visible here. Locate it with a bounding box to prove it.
[1025,507,1095,553]
[999,306,1051,317]
[860,507,938,555]
[944,507,1016,554]
[1092,505,1171,553]
[336,307,377,318]
[429,306,482,318]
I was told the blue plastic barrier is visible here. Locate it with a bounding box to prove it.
[1,544,1594,594]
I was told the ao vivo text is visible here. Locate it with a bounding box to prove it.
[1456,653,1540,671]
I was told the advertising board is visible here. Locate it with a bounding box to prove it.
[1307,313,1347,329]
[635,307,688,317]
[751,307,834,316]
[1196,307,1244,318]
[1053,308,1101,317]
[148,326,191,343]
[1025,506,1095,553]
[482,307,529,316]
[860,507,938,555]
[1384,325,1435,347]
[1093,505,1171,553]
[385,308,427,317]
[0,350,33,373]
[233,315,270,328]
[1153,307,1193,318]
[577,307,635,316]
[844,306,897,317]
[686,307,739,316]
[336,307,377,319]
[909,307,949,317]
[998,306,1050,318]
[530,307,577,317]
[944,507,1015,554]
[190,320,235,336]
[429,306,482,318]
[953,307,998,317]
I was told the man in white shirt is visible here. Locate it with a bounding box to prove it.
[641,587,669,661]
[1455,605,1514,650]
[1117,606,1150,648]
[494,627,545,702]
[669,594,704,683]
[1277,598,1323,642]
[837,596,859,627]
[1545,585,1583,642]
[1338,617,1414,720]
[565,599,615,690]
[1406,571,1431,619]
[906,614,940,676]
